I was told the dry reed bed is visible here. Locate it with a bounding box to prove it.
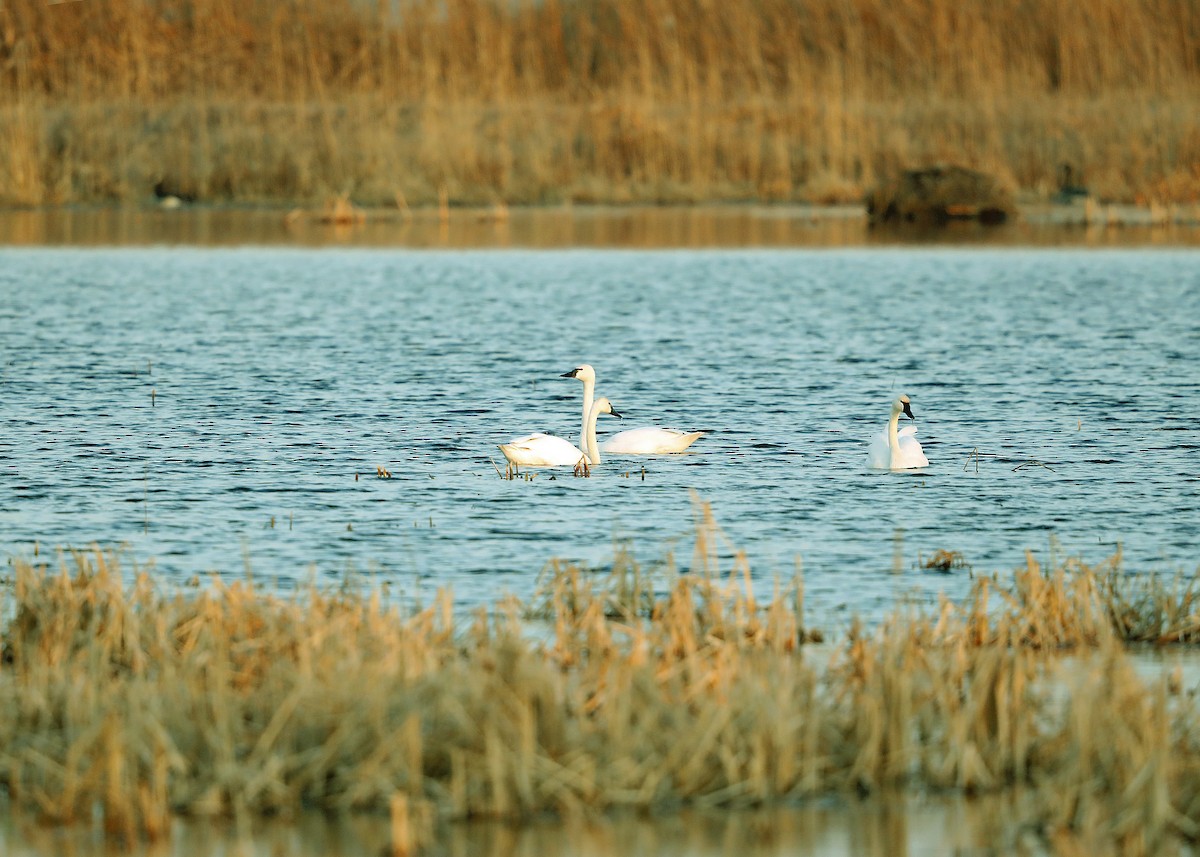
[1,0,1198,206]
[1,508,1199,853]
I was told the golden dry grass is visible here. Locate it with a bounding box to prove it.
[1,503,1199,855]
[0,0,1197,206]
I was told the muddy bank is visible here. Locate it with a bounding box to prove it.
[1,203,1198,248]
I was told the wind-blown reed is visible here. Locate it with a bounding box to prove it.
[1,0,1197,206]
[1,503,1199,853]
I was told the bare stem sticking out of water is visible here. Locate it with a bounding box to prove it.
[963,447,995,473]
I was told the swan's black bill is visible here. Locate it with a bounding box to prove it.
[901,401,916,420]
[561,368,581,378]
[610,408,623,419]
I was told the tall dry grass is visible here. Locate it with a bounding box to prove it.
[0,0,1197,206]
[1,503,1200,853]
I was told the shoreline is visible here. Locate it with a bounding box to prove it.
[2,201,1198,249]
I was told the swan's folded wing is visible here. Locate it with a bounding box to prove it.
[897,425,919,437]
[867,430,891,468]
[601,426,704,454]
[500,432,588,467]
[896,433,929,467]
[504,432,552,449]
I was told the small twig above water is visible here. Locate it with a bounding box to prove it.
[963,447,996,473]
[1013,461,1056,472]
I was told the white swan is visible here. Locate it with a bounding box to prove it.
[499,397,621,469]
[867,394,930,470]
[562,364,705,455]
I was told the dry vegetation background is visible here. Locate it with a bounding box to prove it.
[0,0,1198,207]
[3,504,1200,853]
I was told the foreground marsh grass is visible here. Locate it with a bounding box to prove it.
[1,505,1199,853]
[2,0,1198,206]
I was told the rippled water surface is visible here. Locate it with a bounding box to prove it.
[2,247,1198,625]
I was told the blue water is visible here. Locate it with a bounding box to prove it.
[2,247,1198,627]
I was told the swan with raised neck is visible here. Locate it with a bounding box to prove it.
[562,363,704,454]
[868,394,929,470]
[499,389,620,469]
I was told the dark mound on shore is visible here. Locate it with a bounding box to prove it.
[867,165,1016,226]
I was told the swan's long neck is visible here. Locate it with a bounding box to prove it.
[579,375,595,449]
[584,402,603,465]
[887,410,902,465]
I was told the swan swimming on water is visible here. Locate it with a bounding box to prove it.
[562,364,705,454]
[499,396,621,470]
[867,394,930,470]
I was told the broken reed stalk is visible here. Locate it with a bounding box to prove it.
[0,509,1198,852]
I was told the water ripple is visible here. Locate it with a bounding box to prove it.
[1,246,1198,623]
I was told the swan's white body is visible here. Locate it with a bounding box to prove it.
[564,364,705,455]
[867,395,929,470]
[601,426,705,454]
[499,397,619,469]
[498,432,585,468]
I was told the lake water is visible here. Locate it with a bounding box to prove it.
[2,243,1198,629]
[0,792,1050,857]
